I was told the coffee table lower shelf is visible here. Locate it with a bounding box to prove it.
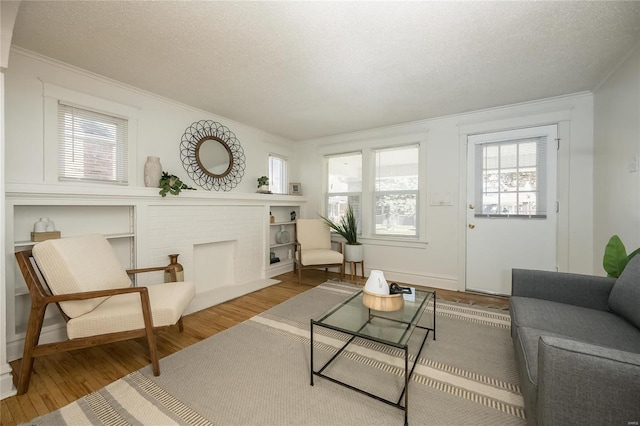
[310,314,435,426]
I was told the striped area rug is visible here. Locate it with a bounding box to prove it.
[27,281,525,425]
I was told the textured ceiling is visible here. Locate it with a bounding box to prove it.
[10,1,640,141]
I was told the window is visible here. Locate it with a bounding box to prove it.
[326,152,362,230]
[374,145,419,237]
[58,103,128,184]
[475,136,547,217]
[269,154,288,194]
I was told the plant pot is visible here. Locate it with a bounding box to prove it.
[344,243,363,262]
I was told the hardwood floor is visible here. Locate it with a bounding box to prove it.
[0,270,509,425]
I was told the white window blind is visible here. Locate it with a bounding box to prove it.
[58,103,128,184]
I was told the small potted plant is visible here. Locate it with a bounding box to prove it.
[159,172,196,197]
[319,204,363,262]
[257,176,270,193]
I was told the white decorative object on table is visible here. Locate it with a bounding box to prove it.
[144,156,163,188]
[364,270,390,295]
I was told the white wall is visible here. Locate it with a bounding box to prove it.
[298,94,595,291]
[0,1,21,400]
[593,43,640,272]
[4,48,297,190]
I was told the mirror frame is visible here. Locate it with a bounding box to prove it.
[180,120,246,191]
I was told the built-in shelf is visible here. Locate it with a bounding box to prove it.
[6,201,137,361]
[14,232,135,248]
[267,206,299,277]
[270,242,294,249]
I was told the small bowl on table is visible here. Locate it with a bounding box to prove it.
[362,289,404,312]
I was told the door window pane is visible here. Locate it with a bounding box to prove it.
[475,137,547,217]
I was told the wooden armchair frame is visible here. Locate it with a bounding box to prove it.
[15,249,183,395]
[293,240,344,285]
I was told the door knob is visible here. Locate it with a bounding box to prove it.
[468,223,475,229]
[468,203,475,210]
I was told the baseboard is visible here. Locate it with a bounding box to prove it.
[184,278,280,315]
[0,362,16,400]
[6,325,67,362]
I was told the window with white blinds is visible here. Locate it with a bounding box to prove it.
[474,136,547,217]
[58,103,128,184]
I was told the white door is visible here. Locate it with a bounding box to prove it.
[466,125,558,295]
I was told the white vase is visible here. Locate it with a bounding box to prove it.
[34,217,48,233]
[45,219,56,232]
[144,156,162,188]
[364,270,390,295]
[344,243,364,262]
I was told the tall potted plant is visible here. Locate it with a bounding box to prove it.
[320,205,363,262]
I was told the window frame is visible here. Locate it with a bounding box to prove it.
[325,151,363,234]
[43,82,138,186]
[474,136,548,218]
[57,102,129,184]
[323,137,427,245]
[268,153,288,194]
[372,144,420,238]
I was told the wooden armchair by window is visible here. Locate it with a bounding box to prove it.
[14,234,195,394]
[293,219,344,285]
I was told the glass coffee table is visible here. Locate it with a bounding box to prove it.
[310,288,436,426]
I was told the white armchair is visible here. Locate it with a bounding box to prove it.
[15,234,195,394]
[294,219,344,285]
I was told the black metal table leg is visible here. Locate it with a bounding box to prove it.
[310,319,314,386]
[404,346,409,426]
[433,291,437,341]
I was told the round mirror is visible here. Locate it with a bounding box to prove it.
[196,137,232,177]
[180,120,246,191]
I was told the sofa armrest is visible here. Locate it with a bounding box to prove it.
[511,269,615,310]
[537,336,640,426]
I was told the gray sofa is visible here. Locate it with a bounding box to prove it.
[510,255,640,425]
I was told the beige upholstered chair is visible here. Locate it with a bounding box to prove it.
[14,234,195,394]
[294,219,344,285]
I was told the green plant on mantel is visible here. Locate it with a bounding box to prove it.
[603,235,640,277]
[159,172,196,197]
[257,176,269,188]
[319,204,360,245]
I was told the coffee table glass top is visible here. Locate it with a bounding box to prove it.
[313,289,434,347]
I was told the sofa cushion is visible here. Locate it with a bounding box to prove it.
[608,254,640,329]
[510,296,640,353]
[67,281,195,339]
[32,234,132,318]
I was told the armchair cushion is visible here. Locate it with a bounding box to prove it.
[67,281,195,339]
[296,249,343,266]
[608,254,640,328]
[296,219,332,250]
[32,234,132,318]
